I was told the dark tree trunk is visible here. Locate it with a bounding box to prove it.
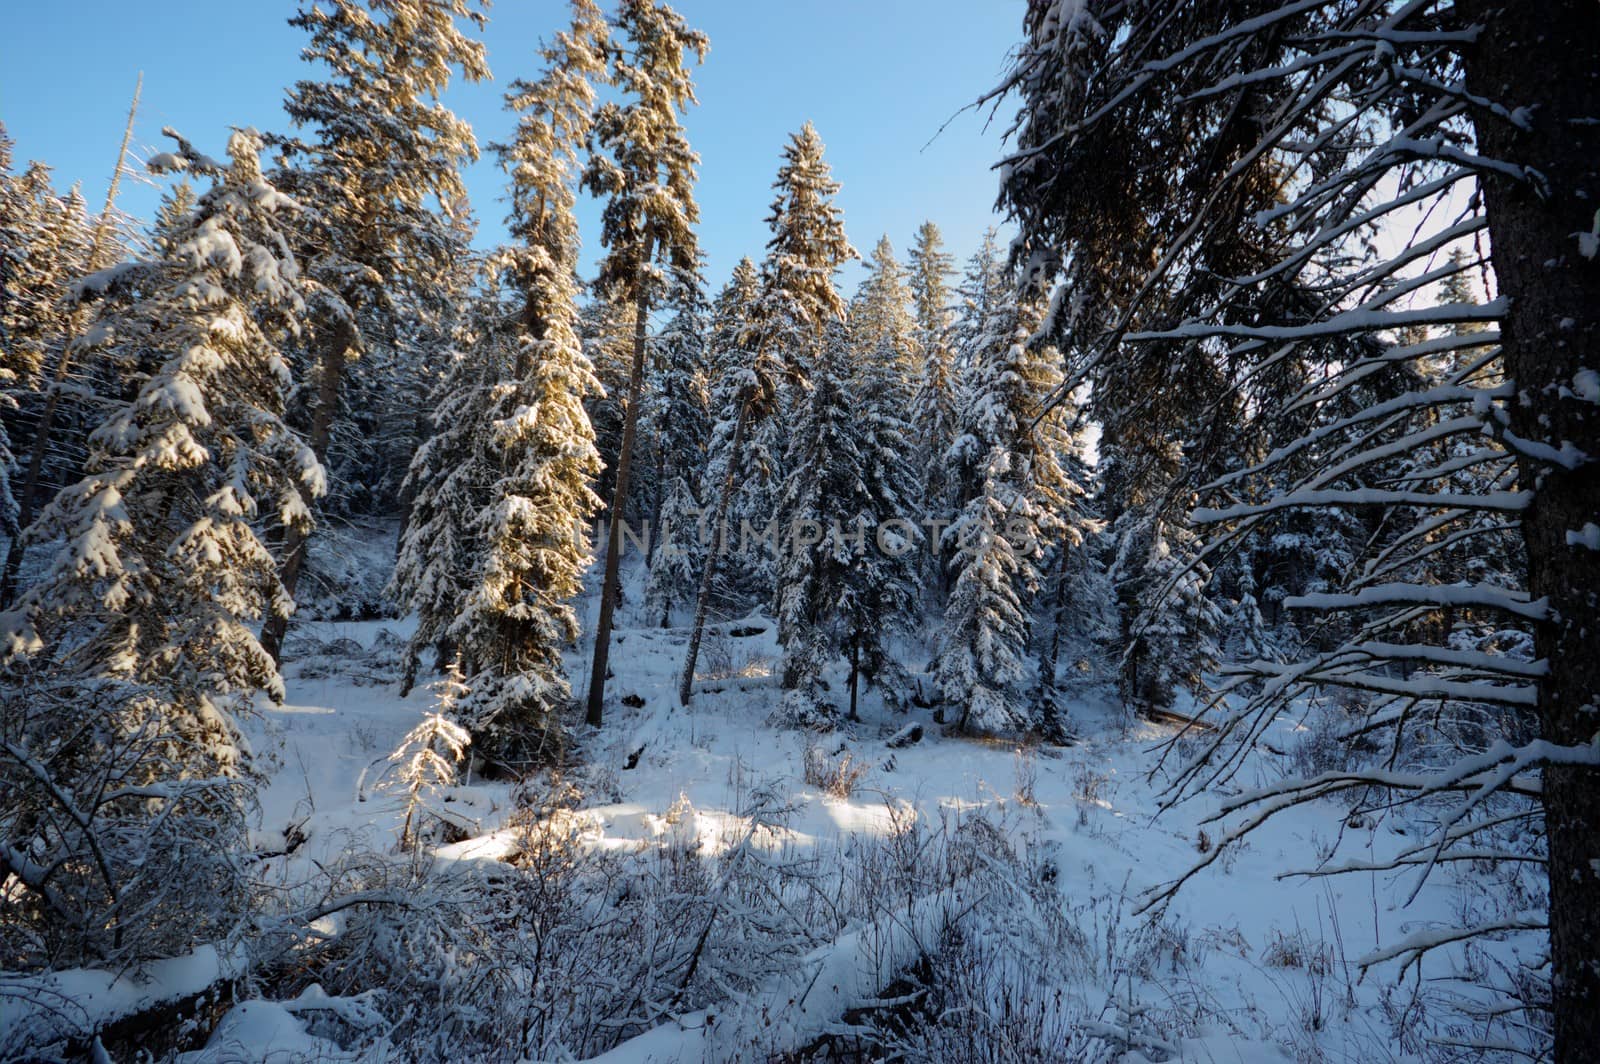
[679,398,751,706]
[1463,5,1600,1060]
[260,316,354,665]
[848,635,860,722]
[647,374,667,570]
[586,255,654,728]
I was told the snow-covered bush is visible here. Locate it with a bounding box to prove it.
[252,781,1126,1062]
[0,675,255,971]
[375,661,471,852]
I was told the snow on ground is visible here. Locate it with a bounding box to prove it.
[215,590,1503,1062]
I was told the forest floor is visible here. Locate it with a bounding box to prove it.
[230,585,1500,1062]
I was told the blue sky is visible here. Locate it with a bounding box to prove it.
[2,0,1023,294]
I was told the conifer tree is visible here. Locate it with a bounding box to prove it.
[935,232,1010,571]
[0,130,322,964]
[448,263,602,770]
[678,125,855,705]
[994,4,1600,1052]
[2,79,139,614]
[752,123,856,375]
[705,256,761,392]
[774,316,921,727]
[579,293,636,513]
[907,220,957,542]
[148,179,198,257]
[850,235,916,385]
[582,0,706,728]
[5,127,322,756]
[0,147,117,605]
[394,0,606,769]
[644,263,712,626]
[685,256,763,606]
[382,656,471,852]
[263,0,488,662]
[391,331,484,693]
[938,272,1083,736]
[731,123,860,597]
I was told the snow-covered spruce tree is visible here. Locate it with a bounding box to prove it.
[381,656,471,852]
[907,220,958,572]
[262,0,488,662]
[0,154,105,605]
[390,326,484,696]
[850,235,916,386]
[644,262,713,627]
[393,0,606,770]
[773,316,921,728]
[705,256,761,397]
[996,3,1600,1056]
[0,144,95,391]
[0,133,69,552]
[937,269,1084,738]
[0,130,323,967]
[678,124,856,705]
[947,229,1010,382]
[726,122,859,598]
[447,262,602,771]
[0,84,140,612]
[749,121,857,389]
[581,0,706,728]
[1108,506,1221,713]
[935,231,1013,578]
[148,178,199,257]
[682,256,764,611]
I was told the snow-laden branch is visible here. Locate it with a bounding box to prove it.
[1357,918,1545,981]
[1194,488,1531,524]
[1130,299,1506,345]
[1283,582,1547,622]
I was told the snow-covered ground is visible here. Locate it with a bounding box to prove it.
[4,557,1532,1062]
[183,597,1511,1063]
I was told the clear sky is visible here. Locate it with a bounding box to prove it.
[1,0,1024,294]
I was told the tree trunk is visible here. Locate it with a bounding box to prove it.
[1463,6,1600,1060]
[679,397,751,706]
[586,250,654,728]
[260,315,354,664]
[0,76,140,607]
[848,635,860,722]
[646,374,668,570]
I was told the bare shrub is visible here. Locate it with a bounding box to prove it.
[803,742,869,798]
[1013,744,1039,807]
[0,676,255,972]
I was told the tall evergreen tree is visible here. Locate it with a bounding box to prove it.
[643,262,712,627]
[907,220,957,546]
[262,0,488,662]
[938,271,1083,736]
[994,3,1600,1054]
[774,315,921,728]
[687,256,763,607]
[393,0,606,769]
[0,124,125,606]
[850,235,916,384]
[934,232,1011,572]
[732,122,860,597]
[678,124,855,705]
[582,0,706,728]
[0,131,322,964]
